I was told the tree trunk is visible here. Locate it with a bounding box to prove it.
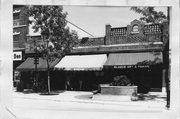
[47,58,51,94]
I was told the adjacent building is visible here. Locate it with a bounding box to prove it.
[13,5,43,88]
[13,5,28,86]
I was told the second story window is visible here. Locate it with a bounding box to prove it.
[132,25,139,33]
[13,35,20,42]
[13,14,20,20]
[13,9,21,27]
[13,14,20,26]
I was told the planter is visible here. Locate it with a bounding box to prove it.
[100,84,137,96]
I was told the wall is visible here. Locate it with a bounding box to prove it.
[13,5,29,49]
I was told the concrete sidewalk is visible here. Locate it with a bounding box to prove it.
[13,90,167,110]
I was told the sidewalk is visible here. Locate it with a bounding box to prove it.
[13,89,167,110]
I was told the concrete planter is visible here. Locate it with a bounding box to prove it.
[100,84,137,96]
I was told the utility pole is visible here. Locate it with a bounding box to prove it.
[165,7,170,109]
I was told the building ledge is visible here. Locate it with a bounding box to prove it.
[13,32,20,35]
[13,10,21,14]
[73,42,163,49]
[13,48,25,51]
[26,34,41,37]
[13,25,27,28]
[70,42,164,55]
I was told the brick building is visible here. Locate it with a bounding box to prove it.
[13,5,42,87]
[55,19,169,93]
[13,5,28,86]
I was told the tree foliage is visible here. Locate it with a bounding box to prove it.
[28,5,79,93]
[28,5,79,60]
[130,7,167,24]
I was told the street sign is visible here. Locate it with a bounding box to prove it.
[34,58,39,64]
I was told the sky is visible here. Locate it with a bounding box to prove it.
[63,6,167,38]
[28,6,167,38]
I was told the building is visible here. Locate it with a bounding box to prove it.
[13,5,169,93]
[13,5,28,86]
[55,19,169,93]
[13,5,44,88]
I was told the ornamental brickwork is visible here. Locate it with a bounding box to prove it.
[72,19,167,54]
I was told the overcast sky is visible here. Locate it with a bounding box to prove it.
[63,6,167,38]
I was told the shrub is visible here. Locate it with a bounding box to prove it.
[110,75,131,86]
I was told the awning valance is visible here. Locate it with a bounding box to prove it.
[55,54,107,71]
[104,52,163,69]
[16,58,60,71]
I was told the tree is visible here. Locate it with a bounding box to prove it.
[130,7,167,24]
[131,7,170,108]
[28,5,79,94]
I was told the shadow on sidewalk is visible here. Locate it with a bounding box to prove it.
[74,92,166,102]
[74,94,93,100]
[137,93,166,101]
[16,89,65,95]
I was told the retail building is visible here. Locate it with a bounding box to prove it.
[54,19,169,93]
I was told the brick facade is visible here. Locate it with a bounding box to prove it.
[72,19,168,54]
[13,5,29,50]
[13,5,43,55]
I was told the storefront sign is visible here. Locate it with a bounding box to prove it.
[13,51,22,61]
[114,65,149,69]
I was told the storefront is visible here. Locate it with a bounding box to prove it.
[13,48,25,87]
[67,19,168,93]
[15,57,60,90]
[103,52,163,93]
[55,54,107,91]
[54,52,163,93]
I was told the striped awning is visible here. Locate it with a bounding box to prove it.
[104,52,163,69]
[16,58,60,71]
[55,54,107,71]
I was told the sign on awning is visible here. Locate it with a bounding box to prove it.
[104,52,163,69]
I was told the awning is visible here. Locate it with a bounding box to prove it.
[104,52,163,69]
[16,58,60,71]
[55,54,107,71]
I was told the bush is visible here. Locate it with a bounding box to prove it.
[110,75,131,86]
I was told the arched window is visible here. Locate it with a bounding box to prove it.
[132,25,139,32]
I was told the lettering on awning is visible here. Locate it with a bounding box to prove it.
[114,65,150,69]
